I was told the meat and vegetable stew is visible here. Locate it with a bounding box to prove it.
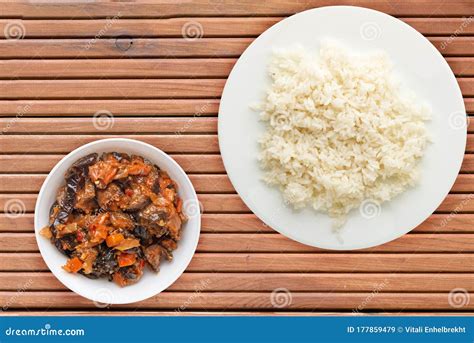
[40,152,187,287]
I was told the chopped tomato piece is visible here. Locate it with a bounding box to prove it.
[76,230,85,242]
[89,223,109,243]
[125,188,134,197]
[113,272,127,287]
[127,162,151,176]
[63,257,83,273]
[106,233,125,247]
[117,252,136,267]
[88,161,118,188]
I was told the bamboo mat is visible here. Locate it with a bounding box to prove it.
[0,0,473,315]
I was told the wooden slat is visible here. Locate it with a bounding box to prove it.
[459,78,474,96]
[0,78,471,99]
[466,98,474,113]
[0,58,472,79]
[0,59,236,79]
[436,194,474,211]
[2,232,474,253]
[0,117,217,134]
[0,37,471,59]
[2,154,474,174]
[461,154,474,171]
[1,272,473,292]
[3,253,473,272]
[0,99,470,116]
[1,291,472,310]
[0,79,225,99]
[1,18,473,39]
[0,135,219,153]
[0,1,471,18]
[416,214,474,232]
[452,174,474,192]
[0,38,253,59]
[0,99,220,116]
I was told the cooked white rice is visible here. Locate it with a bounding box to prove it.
[257,41,430,226]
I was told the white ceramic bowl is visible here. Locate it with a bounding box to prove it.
[34,138,201,304]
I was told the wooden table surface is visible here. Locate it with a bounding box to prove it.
[0,0,473,316]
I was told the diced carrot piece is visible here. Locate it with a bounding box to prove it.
[63,257,83,273]
[106,233,125,247]
[176,198,183,213]
[117,253,136,267]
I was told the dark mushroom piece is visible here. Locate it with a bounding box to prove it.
[136,203,168,237]
[144,244,163,271]
[96,183,124,211]
[74,179,97,213]
[109,211,134,230]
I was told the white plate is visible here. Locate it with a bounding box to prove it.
[218,6,466,250]
[34,138,201,304]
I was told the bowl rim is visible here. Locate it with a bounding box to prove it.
[34,138,201,304]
